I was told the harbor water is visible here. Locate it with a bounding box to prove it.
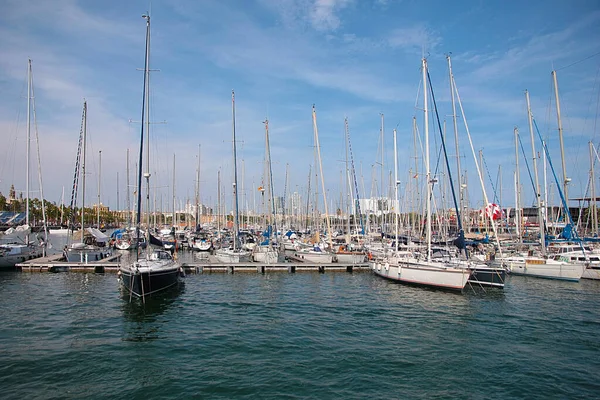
[1,259,599,399]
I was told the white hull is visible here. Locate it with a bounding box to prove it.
[215,248,252,263]
[334,252,366,264]
[582,266,600,280]
[66,245,112,263]
[114,240,132,250]
[252,247,279,263]
[0,244,44,268]
[508,259,586,281]
[294,249,333,263]
[370,257,470,290]
[191,241,212,252]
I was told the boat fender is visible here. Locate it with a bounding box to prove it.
[368,252,373,260]
[385,262,389,271]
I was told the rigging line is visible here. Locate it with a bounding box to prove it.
[555,51,600,71]
[517,132,538,203]
[427,70,464,235]
[533,117,577,231]
[480,151,499,204]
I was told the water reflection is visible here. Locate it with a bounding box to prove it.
[121,283,184,342]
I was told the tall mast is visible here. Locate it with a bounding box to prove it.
[447,54,462,228]
[126,149,131,227]
[525,90,545,253]
[81,101,87,244]
[313,105,333,250]
[380,113,385,233]
[197,148,202,226]
[172,154,176,228]
[232,90,240,250]
[26,59,31,232]
[393,128,399,253]
[422,58,431,262]
[144,14,151,232]
[552,70,569,204]
[264,119,276,237]
[514,127,521,242]
[590,142,598,234]
[135,14,150,258]
[412,116,418,234]
[97,150,101,228]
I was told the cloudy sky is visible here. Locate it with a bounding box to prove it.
[0,0,599,216]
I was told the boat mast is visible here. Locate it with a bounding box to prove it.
[264,119,276,240]
[590,142,598,234]
[393,128,399,253]
[135,14,150,259]
[422,58,431,262]
[81,101,87,244]
[231,90,241,250]
[313,105,333,250]
[26,59,31,238]
[172,154,176,228]
[525,90,545,254]
[447,54,463,229]
[126,149,131,226]
[196,144,200,228]
[552,70,569,204]
[97,150,101,228]
[380,113,385,235]
[514,127,521,242]
[144,14,151,237]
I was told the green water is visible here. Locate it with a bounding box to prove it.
[1,269,599,399]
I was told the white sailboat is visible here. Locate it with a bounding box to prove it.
[493,89,585,281]
[215,90,251,263]
[252,119,279,264]
[119,14,184,301]
[1,60,47,269]
[370,58,471,291]
[294,105,334,264]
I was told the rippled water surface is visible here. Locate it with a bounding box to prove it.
[1,264,599,399]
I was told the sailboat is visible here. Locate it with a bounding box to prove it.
[370,58,471,291]
[214,91,252,263]
[119,14,184,301]
[294,105,334,263]
[252,119,279,264]
[64,101,112,263]
[0,60,45,269]
[493,88,585,281]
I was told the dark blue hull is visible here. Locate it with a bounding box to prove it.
[120,266,183,299]
[469,266,506,288]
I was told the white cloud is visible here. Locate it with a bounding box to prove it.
[387,25,442,54]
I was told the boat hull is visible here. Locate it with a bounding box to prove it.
[0,244,44,269]
[252,247,279,263]
[119,262,183,298]
[582,266,600,280]
[334,252,366,264]
[469,265,506,288]
[294,250,333,263]
[370,258,470,290]
[66,246,112,263]
[510,260,586,281]
[214,248,252,263]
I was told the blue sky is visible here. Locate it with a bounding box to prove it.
[0,0,599,216]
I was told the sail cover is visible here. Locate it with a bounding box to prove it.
[85,227,109,244]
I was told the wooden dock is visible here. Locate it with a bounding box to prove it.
[183,254,370,274]
[14,252,370,274]
[17,253,122,273]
